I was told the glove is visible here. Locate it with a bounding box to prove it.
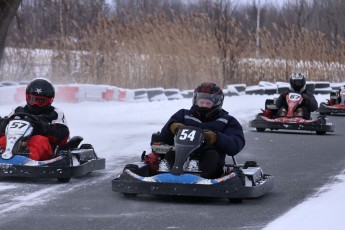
[169,122,185,135]
[32,115,50,135]
[203,130,217,145]
[301,93,309,105]
[301,93,308,101]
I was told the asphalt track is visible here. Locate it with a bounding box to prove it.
[1,114,345,230]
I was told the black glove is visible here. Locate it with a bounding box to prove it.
[32,115,50,135]
[203,131,217,145]
[301,93,308,105]
[169,122,185,135]
[301,93,308,100]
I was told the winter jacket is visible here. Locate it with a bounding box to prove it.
[159,108,245,165]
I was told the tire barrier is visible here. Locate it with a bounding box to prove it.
[314,81,332,95]
[181,90,194,98]
[164,88,183,100]
[0,81,343,105]
[133,89,149,102]
[306,82,315,94]
[146,88,168,101]
[245,86,265,95]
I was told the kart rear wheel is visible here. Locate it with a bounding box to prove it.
[123,193,137,198]
[256,128,265,132]
[229,198,242,203]
[57,177,71,183]
[319,110,330,115]
[319,103,331,115]
[316,131,326,135]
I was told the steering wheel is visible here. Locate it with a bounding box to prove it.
[8,112,39,123]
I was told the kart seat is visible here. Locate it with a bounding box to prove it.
[56,136,83,151]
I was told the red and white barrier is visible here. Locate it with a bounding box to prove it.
[101,86,133,102]
[55,85,79,103]
[0,84,136,105]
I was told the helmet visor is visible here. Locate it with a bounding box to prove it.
[291,80,305,92]
[26,94,53,107]
[194,92,223,106]
[293,79,305,87]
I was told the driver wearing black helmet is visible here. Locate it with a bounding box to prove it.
[276,73,318,120]
[0,78,69,163]
[157,82,245,179]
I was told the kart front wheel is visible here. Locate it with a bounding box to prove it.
[229,198,242,203]
[123,193,137,198]
[319,111,330,115]
[316,131,326,135]
[256,128,265,132]
[319,103,331,115]
[57,177,71,183]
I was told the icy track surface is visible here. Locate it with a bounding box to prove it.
[1,94,337,229]
[0,96,266,216]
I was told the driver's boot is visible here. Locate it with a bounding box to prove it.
[158,159,171,172]
[294,108,304,117]
[186,159,200,172]
[277,107,287,117]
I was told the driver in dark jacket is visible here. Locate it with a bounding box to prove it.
[158,82,245,179]
[276,73,318,119]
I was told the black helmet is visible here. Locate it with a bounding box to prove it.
[25,78,55,111]
[192,82,224,119]
[289,73,306,93]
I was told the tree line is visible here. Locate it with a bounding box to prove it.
[1,0,345,89]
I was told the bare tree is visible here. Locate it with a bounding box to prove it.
[208,0,253,86]
[283,0,316,30]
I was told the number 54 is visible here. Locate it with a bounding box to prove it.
[179,129,196,141]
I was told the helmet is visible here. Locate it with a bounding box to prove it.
[25,78,55,110]
[192,82,224,119]
[289,73,306,93]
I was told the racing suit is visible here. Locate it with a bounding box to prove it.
[0,105,69,161]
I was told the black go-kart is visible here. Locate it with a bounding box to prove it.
[319,89,345,115]
[0,112,105,183]
[249,92,334,135]
[112,126,273,203]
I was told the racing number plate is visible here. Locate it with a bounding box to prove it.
[175,126,204,146]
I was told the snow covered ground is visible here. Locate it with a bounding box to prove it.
[0,93,344,229]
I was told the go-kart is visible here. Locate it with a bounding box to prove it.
[0,112,105,183]
[112,126,273,202]
[319,88,345,115]
[249,92,334,135]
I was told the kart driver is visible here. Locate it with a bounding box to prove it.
[0,78,69,162]
[337,86,345,105]
[276,73,318,120]
[158,82,245,179]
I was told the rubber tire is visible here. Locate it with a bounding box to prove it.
[229,198,243,203]
[319,111,330,115]
[57,177,71,183]
[123,193,137,198]
[316,131,326,135]
[256,128,265,132]
[319,103,331,115]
